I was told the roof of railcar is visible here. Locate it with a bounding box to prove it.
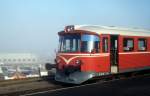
[74,25,150,37]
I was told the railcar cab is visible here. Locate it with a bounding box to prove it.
[55,25,118,84]
[58,26,100,54]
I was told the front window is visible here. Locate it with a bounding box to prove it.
[59,34,100,53]
[81,34,100,53]
[59,34,80,52]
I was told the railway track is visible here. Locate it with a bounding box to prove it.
[23,75,150,96]
[23,72,150,96]
[0,75,73,96]
[0,77,43,87]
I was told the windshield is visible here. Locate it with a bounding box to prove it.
[59,34,81,52]
[81,34,100,53]
[59,34,100,53]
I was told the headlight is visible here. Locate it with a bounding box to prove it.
[75,60,81,65]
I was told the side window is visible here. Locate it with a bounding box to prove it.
[123,38,134,51]
[138,39,147,51]
[102,37,108,52]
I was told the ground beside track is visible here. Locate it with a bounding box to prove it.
[25,75,150,96]
[0,76,65,96]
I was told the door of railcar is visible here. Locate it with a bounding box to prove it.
[110,35,119,73]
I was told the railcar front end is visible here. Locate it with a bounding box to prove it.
[55,26,110,84]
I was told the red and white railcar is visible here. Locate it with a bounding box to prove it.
[55,25,150,84]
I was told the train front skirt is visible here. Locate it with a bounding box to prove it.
[55,71,110,84]
[55,71,97,84]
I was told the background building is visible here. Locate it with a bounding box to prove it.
[0,53,39,65]
[0,53,49,80]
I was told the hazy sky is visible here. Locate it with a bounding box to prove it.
[0,0,150,58]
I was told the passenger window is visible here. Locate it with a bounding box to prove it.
[102,37,108,52]
[138,39,147,51]
[123,38,134,51]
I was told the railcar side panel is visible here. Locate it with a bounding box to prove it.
[118,36,150,72]
[80,55,110,72]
